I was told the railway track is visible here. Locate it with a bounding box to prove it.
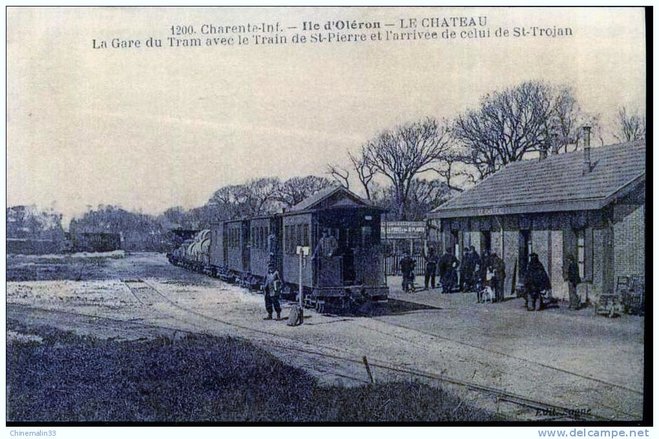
[359,319,642,420]
[119,278,634,422]
[369,317,643,396]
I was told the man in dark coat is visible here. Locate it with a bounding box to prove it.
[312,229,338,258]
[525,253,551,311]
[399,252,416,293]
[489,252,506,302]
[564,254,581,310]
[263,263,282,320]
[439,248,459,294]
[459,247,470,292]
[468,245,481,291]
[423,247,439,290]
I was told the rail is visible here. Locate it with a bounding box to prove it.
[117,278,638,421]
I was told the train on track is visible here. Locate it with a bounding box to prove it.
[167,186,389,311]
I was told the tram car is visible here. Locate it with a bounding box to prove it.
[168,186,389,310]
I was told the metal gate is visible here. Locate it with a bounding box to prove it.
[384,254,425,276]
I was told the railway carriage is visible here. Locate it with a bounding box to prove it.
[249,215,282,281]
[208,222,227,278]
[168,186,389,311]
[282,186,388,308]
[224,219,251,282]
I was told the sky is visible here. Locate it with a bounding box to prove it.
[7,7,647,222]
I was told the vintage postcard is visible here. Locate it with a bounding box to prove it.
[5,5,649,432]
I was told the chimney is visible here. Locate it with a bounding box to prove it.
[550,132,560,155]
[582,125,592,175]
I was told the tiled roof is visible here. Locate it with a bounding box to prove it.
[289,185,381,212]
[430,141,646,218]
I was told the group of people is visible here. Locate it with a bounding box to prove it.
[260,234,584,318]
[399,247,582,311]
[524,252,582,311]
[399,246,506,300]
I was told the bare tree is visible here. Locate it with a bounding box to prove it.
[243,178,282,216]
[550,86,582,152]
[453,81,582,179]
[327,163,350,189]
[349,148,377,200]
[7,205,66,244]
[365,117,451,220]
[613,106,646,142]
[328,148,377,199]
[160,206,188,229]
[407,178,452,220]
[208,184,248,218]
[207,178,282,218]
[372,178,451,221]
[275,175,335,208]
[431,149,466,192]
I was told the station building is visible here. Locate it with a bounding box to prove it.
[426,139,646,302]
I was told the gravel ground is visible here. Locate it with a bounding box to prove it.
[6,252,646,422]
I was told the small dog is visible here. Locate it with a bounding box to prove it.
[480,285,495,303]
[477,268,495,303]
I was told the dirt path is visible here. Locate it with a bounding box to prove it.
[6,253,646,422]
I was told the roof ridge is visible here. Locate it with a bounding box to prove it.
[431,141,646,217]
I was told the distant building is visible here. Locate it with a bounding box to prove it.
[426,140,646,302]
[71,232,122,252]
[6,205,67,254]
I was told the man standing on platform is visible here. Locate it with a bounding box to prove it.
[422,247,439,290]
[489,252,506,303]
